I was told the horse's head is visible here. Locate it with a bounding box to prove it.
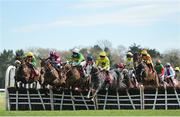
[59,63,72,83]
[90,66,99,75]
[17,58,31,82]
[90,66,106,82]
[133,52,142,68]
[40,58,59,82]
[60,63,81,85]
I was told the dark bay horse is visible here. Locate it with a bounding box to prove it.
[14,58,40,88]
[40,58,65,89]
[133,52,159,88]
[60,63,80,89]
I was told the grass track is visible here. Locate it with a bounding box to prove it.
[1,92,180,116]
[1,110,180,116]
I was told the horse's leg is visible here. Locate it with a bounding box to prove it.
[91,88,99,101]
[87,76,92,98]
[91,82,103,101]
[87,88,92,98]
[94,95,98,110]
[90,88,98,109]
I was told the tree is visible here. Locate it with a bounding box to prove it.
[90,45,103,60]
[146,48,161,58]
[161,49,180,67]
[129,43,141,54]
[97,40,112,51]
[128,43,161,63]
[0,50,14,88]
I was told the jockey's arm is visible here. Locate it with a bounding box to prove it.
[30,57,37,67]
[78,54,85,63]
[103,59,110,70]
[95,59,99,67]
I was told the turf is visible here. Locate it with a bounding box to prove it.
[0,110,180,116]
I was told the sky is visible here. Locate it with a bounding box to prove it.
[1,0,180,53]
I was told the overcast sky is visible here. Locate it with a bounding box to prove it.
[1,0,180,53]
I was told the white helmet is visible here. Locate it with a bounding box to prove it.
[72,48,79,53]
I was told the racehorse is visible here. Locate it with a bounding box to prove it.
[127,69,138,88]
[60,63,82,90]
[133,52,159,88]
[164,77,180,88]
[117,68,137,89]
[40,58,65,89]
[14,58,40,88]
[115,63,138,89]
[87,65,123,103]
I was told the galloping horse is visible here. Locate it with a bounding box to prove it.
[127,69,138,88]
[40,58,65,89]
[14,58,40,88]
[87,65,123,102]
[60,63,81,90]
[117,68,137,89]
[133,52,159,88]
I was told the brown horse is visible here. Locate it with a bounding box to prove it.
[40,58,65,89]
[60,63,82,90]
[14,58,40,88]
[133,52,159,88]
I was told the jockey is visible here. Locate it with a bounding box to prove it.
[116,63,125,72]
[141,49,155,72]
[25,52,39,76]
[84,54,95,76]
[70,48,87,77]
[164,63,175,85]
[47,50,62,69]
[125,52,134,70]
[125,52,135,78]
[155,59,165,82]
[96,51,110,70]
[86,54,95,66]
[15,50,24,65]
[96,51,111,83]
